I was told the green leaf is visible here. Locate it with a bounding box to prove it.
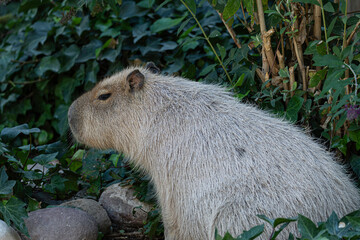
[0,197,28,235]
[233,74,245,88]
[309,69,327,88]
[323,2,335,12]
[0,124,40,142]
[238,224,264,240]
[177,18,191,36]
[0,167,16,195]
[32,152,58,167]
[138,0,155,8]
[150,15,187,33]
[349,130,360,144]
[223,0,241,20]
[76,16,90,36]
[217,43,226,60]
[59,45,80,72]
[350,155,360,178]
[184,0,196,14]
[76,40,103,63]
[286,96,304,122]
[292,0,320,6]
[44,175,68,194]
[54,105,69,136]
[35,56,61,76]
[313,54,344,68]
[297,214,318,239]
[199,64,217,77]
[209,30,222,38]
[326,212,339,236]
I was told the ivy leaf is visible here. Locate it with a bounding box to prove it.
[44,175,68,194]
[0,197,28,235]
[76,40,103,63]
[54,105,69,136]
[326,212,339,236]
[35,56,61,76]
[222,0,241,20]
[350,155,360,178]
[32,152,58,167]
[0,124,40,142]
[297,214,318,239]
[0,167,16,195]
[286,96,304,122]
[150,15,187,33]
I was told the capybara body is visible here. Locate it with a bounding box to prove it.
[68,64,360,239]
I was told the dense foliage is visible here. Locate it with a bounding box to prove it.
[0,0,360,239]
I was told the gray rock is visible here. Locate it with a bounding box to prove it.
[25,207,98,240]
[99,184,151,229]
[0,220,21,240]
[60,198,111,234]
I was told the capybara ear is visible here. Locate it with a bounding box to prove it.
[126,69,145,92]
[145,62,160,74]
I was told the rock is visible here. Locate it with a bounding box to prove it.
[60,198,111,234]
[0,220,21,240]
[25,207,98,240]
[99,184,152,229]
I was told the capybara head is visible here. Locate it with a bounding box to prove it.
[68,63,160,152]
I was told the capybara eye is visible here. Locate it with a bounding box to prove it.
[98,93,111,100]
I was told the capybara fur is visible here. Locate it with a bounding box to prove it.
[68,63,360,239]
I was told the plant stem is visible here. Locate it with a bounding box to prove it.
[342,0,348,49]
[180,0,232,83]
[344,62,358,102]
[318,0,329,54]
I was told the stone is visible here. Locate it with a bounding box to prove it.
[0,220,21,240]
[99,184,152,229]
[60,198,111,234]
[25,207,98,240]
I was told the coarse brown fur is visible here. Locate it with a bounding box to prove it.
[68,64,360,240]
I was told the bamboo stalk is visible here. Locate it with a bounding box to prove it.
[256,0,278,76]
[289,66,296,97]
[276,50,289,90]
[291,5,307,99]
[314,3,321,41]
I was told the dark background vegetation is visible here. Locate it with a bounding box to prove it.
[0,0,359,239]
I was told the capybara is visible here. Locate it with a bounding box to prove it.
[68,63,360,239]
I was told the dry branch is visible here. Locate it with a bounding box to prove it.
[217,11,242,48]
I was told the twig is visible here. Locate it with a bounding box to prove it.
[9,78,45,85]
[346,20,360,46]
[11,59,39,66]
[344,62,359,102]
[256,68,266,83]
